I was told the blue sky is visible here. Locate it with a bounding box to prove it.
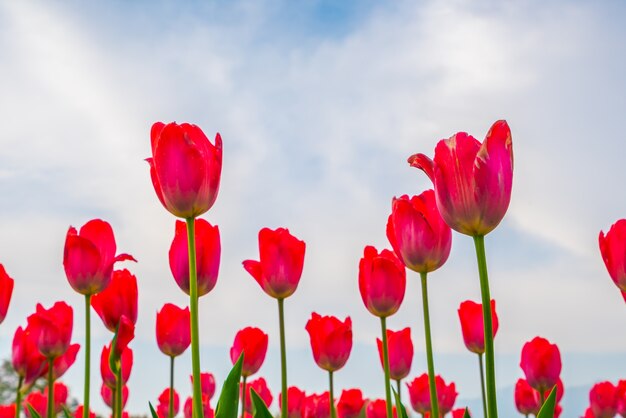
[1,0,626,416]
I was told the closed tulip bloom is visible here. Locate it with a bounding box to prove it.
[301,393,330,418]
[44,381,68,413]
[409,120,513,236]
[376,327,413,380]
[0,265,14,324]
[147,122,223,219]
[386,191,452,274]
[158,388,180,417]
[0,405,16,418]
[63,219,135,295]
[74,406,96,418]
[101,383,128,409]
[438,377,458,415]
[24,392,46,418]
[590,382,619,418]
[514,378,540,415]
[543,378,564,403]
[190,373,217,400]
[452,409,469,418]
[91,269,138,332]
[243,377,273,414]
[306,313,352,372]
[243,227,306,300]
[156,303,191,357]
[599,220,626,295]
[520,337,562,393]
[101,343,133,388]
[169,219,221,297]
[457,300,499,354]
[337,389,365,418]
[358,246,406,318]
[12,326,48,386]
[230,327,268,377]
[51,343,80,379]
[407,374,456,415]
[366,400,396,418]
[279,387,306,418]
[183,396,214,418]
[27,301,73,358]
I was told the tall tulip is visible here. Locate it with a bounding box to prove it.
[359,245,406,418]
[337,389,365,418]
[599,219,626,302]
[520,337,561,405]
[0,264,14,325]
[306,313,352,418]
[243,227,305,418]
[229,327,268,418]
[376,328,413,402]
[409,120,513,418]
[590,382,619,418]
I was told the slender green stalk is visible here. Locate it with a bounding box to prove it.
[380,317,393,418]
[395,379,401,404]
[15,376,23,418]
[329,371,337,418]
[278,298,288,418]
[473,235,498,418]
[84,294,91,418]
[186,218,204,418]
[419,272,439,418]
[169,356,175,418]
[46,358,54,418]
[539,391,545,407]
[240,376,247,418]
[478,354,487,418]
[115,361,123,418]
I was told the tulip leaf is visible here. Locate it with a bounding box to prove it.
[149,401,160,418]
[464,407,471,418]
[391,388,408,418]
[536,386,557,418]
[215,353,244,418]
[62,406,72,418]
[250,388,273,418]
[26,405,42,418]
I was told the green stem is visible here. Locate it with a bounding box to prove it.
[15,376,23,418]
[478,354,487,418]
[473,235,498,418]
[539,391,545,407]
[278,298,288,418]
[84,295,91,418]
[186,218,204,418]
[420,272,439,418]
[240,375,247,418]
[115,362,122,418]
[46,358,54,418]
[169,356,175,418]
[396,379,401,404]
[329,371,337,418]
[380,317,393,418]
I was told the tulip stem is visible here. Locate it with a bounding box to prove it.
[240,375,247,418]
[395,380,401,404]
[46,358,54,418]
[539,392,545,407]
[84,294,91,418]
[473,235,498,418]
[186,217,204,418]
[329,371,337,418]
[115,363,122,418]
[278,298,288,418]
[14,376,23,418]
[380,317,393,418]
[478,354,487,418]
[169,356,175,418]
[419,272,439,418]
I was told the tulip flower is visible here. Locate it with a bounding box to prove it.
[169,219,220,297]
[43,382,68,414]
[279,387,306,418]
[243,227,305,418]
[101,344,133,388]
[91,269,138,332]
[301,393,330,418]
[452,409,470,418]
[366,400,396,418]
[23,392,46,418]
[101,384,129,409]
[520,337,562,399]
[407,374,457,416]
[51,343,80,380]
[590,382,619,418]
[514,378,540,416]
[242,378,273,414]
[230,326,268,418]
[183,396,214,418]
[0,405,15,418]
[157,388,180,418]
[106,316,135,418]
[376,327,413,402]
[0,264,14,325]
[599,219,626,301]
[190,373,217,401]
[12,325,48,385]
[337,389,365,418]
[617,380,626,417]
[74,406,96,418]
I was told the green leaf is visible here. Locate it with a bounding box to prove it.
[26,405,42,418]
[215,353,244,418]
[391,388,408,418]
[250,389,273,418]
[537,386,558,418]
[62,405,72,418]
[464,407,471,418]
[149,401,160,418]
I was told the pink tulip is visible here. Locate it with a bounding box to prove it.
[457,300,499,355]
[306,313,352,372]
[514,378,540,415]
[279,387,306,418]
[520,337,562,393]
[376,327,413,380]
[0,264,14,324]
[599,219,626,298]
[337,389,365,418]
[590,382,619,418]
[358,246,406,318]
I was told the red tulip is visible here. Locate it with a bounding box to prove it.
[407,374,457,415]
[91,269,138,332]
[101,383,128,409]
[156,303,191,357]
[44,381,68,413]
[306,313,352,372]
[112,315,135,359]
[184,395,214,418]
[101,343,133,388]
[301,392,330,418]
[514,378,540,415]
[243,227,306,299]
[599,220,626,297]
[12,326,48,386]
[386,191,452,274]
[169,219,221,297]
[27,301,73,358]
[555,404,563,418]
[438,377,458,415]
[520,337,562,393]
[590,381,619,418]
[243,377,272,414]
[376,327,413,380]
[157,388,180,417]
[582,407,596,418]
[23,392,46,418]
[452,409,469,418]
[366,399,396,418]
[617,380,626,417]
[337,389,365,418]
[409,120,513,236]
[0,265,14,324]
[544,378,564,403]
[358,246,406,318]
[279,387,306,418]
[190,372,217,400]
[147,121,223,219]
[51,343,80,379]
[63,219,135,295]
[74,406,96,418]
[0,405,15,418]
[457,300,499,354]
[230,327,268,377]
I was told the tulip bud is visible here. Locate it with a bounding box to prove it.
[156,303,191,357]
[590,382,619,418]
[520,337,562,393]
[457,300,499,355]
[306,313,352,372]
[230,327,269,378]
[91,269,138,333]
[337,389,365,418]
[27,302,74,359]
[376,328,413,380]
[358,246,406,318]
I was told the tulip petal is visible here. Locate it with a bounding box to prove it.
[407,153,434,182]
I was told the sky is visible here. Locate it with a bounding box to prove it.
[0,0,626,416]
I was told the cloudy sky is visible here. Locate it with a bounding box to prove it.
[1,0,625,416]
